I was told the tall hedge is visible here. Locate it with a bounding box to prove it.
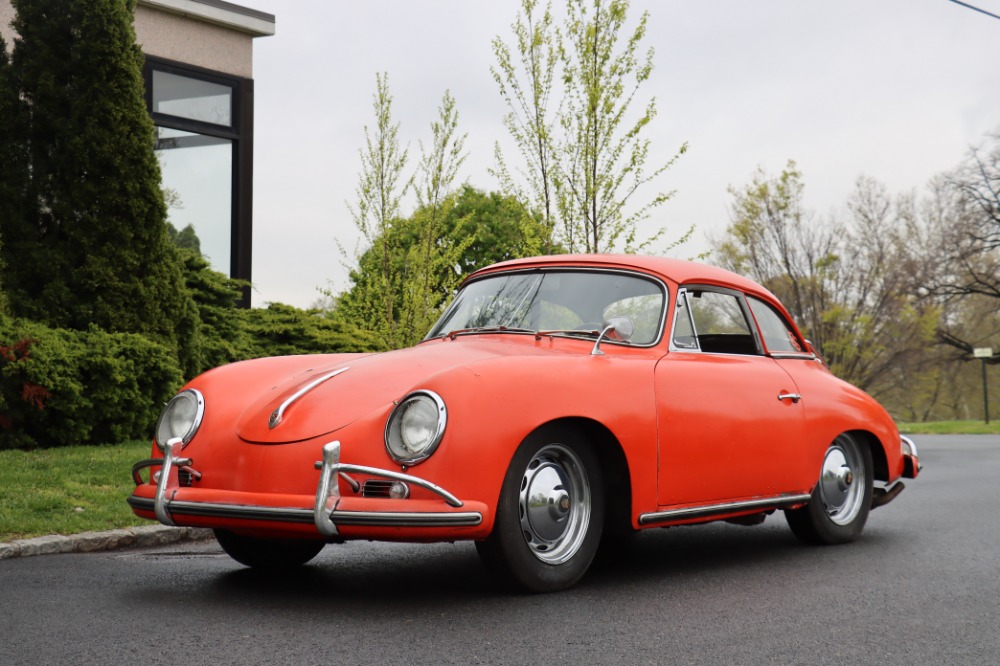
[0,0,195,358]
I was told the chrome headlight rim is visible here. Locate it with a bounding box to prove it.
[384,390,447,466]
[154,389,205,451]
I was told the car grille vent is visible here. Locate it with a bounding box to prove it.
[362,480,395,499]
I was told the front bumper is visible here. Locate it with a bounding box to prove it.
[128,439,484,538]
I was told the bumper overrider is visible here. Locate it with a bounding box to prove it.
[128,439,484,538]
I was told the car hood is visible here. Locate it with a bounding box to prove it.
[236,337,547,444]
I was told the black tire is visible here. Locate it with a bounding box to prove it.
[476,426,604,593]
[214,529,325,569]
[785,433,874,545]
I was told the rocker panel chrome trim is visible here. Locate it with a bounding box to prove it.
[639,493,812,526]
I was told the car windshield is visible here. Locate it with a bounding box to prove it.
[426,270,666,345]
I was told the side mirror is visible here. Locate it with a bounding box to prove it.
[591,317,634,355]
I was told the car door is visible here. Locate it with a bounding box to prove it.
[654,286,811,506]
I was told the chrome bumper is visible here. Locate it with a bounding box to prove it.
[130,438,482,535]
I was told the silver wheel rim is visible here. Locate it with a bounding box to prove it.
[518,443,591,565]
[818,438,865,525]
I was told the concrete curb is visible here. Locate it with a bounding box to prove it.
[0,526,214,560]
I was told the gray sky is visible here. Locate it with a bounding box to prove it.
[235,0,1000,308]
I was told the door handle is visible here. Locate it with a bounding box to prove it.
[778,393,802,404]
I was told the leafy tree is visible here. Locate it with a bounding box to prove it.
[0,0,194,355]
[919,132,1000,369]
[493,0,688,253]
[492,0,560,251]
[342,72,412,348]
[405,90,469,342]
[334,186,550,348]
[339,79,481,348]
[167,222,202,255]
[0,34,20,316]
[713,163,938,399]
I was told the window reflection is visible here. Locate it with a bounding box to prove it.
[156,127,233,275]
[152,70,233,127]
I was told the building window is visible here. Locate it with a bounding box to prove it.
[152,70,233,126]
[155,127,234,274]
[145,57,253,304]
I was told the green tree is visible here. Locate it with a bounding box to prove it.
[405,90,469,342]
[166,223,202,255]
[342,72,412,348]
[921,132,1000,370]
[492,0,560,251]
[0,34,21,316]
[713,163,938,399]
[493,0,688,253]
[0,0,193,354]
[334,187,548,347]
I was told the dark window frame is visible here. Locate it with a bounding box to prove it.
[143,56,254,306]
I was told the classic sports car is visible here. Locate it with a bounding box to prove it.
[129,255,920,592]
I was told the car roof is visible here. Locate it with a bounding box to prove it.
[470,254,772,297]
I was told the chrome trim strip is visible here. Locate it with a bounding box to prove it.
[314,441,463,508]
[126,496,482,528]
[269,367,349,429]
[639,493,812,526]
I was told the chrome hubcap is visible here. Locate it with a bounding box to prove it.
[519,444,591,564]
[819,440,864,525]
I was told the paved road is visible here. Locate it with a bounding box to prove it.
[1,435,997,665]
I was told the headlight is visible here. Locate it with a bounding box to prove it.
[384,391,446,465]
[155,389,205,450]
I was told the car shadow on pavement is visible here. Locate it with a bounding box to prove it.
[123,515,905,612]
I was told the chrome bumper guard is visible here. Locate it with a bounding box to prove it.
[131,439,481,536]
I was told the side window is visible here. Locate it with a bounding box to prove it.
[672,292,698,349]
[747,296,805,354]
[672,289,760,355]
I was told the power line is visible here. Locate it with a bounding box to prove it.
[948,0,1000,21]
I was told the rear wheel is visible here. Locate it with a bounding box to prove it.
[785,433,873,545]
[214,529,325,569]
[476,427,604,592]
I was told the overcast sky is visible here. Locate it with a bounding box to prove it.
[233,0,1000,309]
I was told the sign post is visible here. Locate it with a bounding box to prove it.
[974,348,994,424]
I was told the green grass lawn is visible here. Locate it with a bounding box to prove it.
[2,422,998,543]
[0,440,152,542]
[896,421,1000,435]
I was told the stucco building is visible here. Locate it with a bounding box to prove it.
[0,0,275,293]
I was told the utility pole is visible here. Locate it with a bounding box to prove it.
[974,348,994,424]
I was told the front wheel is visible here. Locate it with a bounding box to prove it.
[785,433,873,545]
[214,529,325,569]
[476,427,604,593]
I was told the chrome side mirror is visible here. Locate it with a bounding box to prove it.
[591,317,634,355]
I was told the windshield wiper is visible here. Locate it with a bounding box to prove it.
[533,328,601,339]
[444,325,535,340]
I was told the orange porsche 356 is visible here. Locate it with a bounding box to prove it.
[130,255,920,592]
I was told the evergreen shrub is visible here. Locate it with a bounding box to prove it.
[0,316,183,449]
